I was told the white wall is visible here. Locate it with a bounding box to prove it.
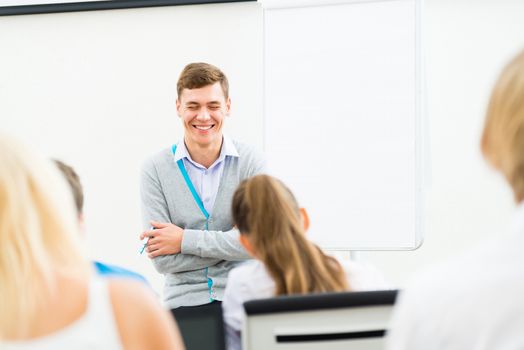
[1,0,524,295]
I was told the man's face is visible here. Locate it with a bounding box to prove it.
[176,82,231,148]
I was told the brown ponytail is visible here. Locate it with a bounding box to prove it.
[232,175,349,295]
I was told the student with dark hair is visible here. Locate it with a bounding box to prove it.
[54,159,148,283]
[222,174,387,350]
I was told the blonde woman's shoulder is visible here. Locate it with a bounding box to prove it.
[339,259,390,291]
[108,279,185,350]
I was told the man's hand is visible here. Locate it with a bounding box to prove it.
[139,221,184,258]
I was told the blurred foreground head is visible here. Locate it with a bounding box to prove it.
[0,134,88,337]
[482,49,524,203]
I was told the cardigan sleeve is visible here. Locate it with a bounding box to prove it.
[140,156,222,273]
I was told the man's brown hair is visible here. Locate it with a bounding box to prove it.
[53,159,84,215]
[177,62,229,99]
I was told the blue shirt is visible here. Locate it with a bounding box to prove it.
[173,136,239,216]
[93,261,148,284]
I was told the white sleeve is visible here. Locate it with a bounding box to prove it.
[222,262,276,350]
[222,267,247,332]
[224,324,242,350]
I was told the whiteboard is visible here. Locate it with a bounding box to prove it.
[262,0,424,250]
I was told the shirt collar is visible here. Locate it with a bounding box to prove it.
[221,135,240,159]
[173,135,239,167]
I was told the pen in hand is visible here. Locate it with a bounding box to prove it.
[139,226,154,255]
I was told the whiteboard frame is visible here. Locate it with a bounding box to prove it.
[0,0,255,16]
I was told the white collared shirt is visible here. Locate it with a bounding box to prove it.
[173,136,239,216]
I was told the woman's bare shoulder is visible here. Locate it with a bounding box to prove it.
[108,279,185,350]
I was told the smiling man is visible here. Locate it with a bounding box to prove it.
[140,63,265,310]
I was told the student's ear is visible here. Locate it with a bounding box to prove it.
[239,234,255,257]
[300,208,310,231]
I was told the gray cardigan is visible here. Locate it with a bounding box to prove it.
[140,140,265,308]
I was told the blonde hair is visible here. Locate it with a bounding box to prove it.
[482,49,524,202]
[0,135,89,338]
[232,175,349,295]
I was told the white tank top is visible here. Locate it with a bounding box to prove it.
[1,277,123,350]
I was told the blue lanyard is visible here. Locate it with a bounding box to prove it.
[172,144,210,224]
[172,144,214,300]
